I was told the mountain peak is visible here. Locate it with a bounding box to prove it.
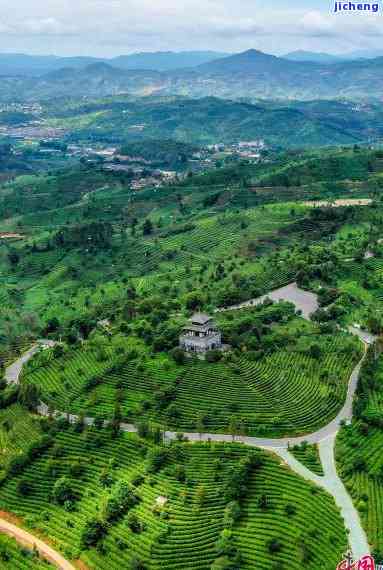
[198,48,290,74]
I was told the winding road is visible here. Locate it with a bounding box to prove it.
[4,315,374,562]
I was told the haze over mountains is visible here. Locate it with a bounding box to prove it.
[0,51,228,76]
[1,48,383,101]
[284,49,383,63]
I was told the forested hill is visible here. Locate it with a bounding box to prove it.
[45,96,383,148]
[0,145,382,345]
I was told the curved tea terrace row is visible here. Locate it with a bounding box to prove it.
[4,282,375,561]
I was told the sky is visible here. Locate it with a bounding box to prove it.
[0,0,381,57]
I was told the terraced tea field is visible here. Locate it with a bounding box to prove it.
[0,413,347,570]
[336,349,383,556]
[0,405,42,476]
[24,329,362,438]
[0,533,52,569]
[290,443,324,476]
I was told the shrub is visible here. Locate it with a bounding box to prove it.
[268,538,282,554]
[206,350,222,363]
[223,501,241,527]
[17,479,33,496]
[81,518,107,549]
[102,481,139,523]
[285,503,297,516]
[52,476,75,505]
[130,557,147,570]
[126,512,145,533]
[145,447,169,474]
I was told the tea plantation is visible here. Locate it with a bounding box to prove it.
[336,345,383,562]
[1,145,383,568]
[0,410,348,570]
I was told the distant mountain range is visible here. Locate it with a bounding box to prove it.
[0,51,228,76]
[284,49,383,63]
[283,51,344,64]
[1,48,383,101]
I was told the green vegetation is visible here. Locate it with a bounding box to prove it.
[0,534,52,569]
[119,139,198,168]
[22,315,361,437]
[336,343,383,561]
[0,411,347,569]
[1,127,383,568]
[290,442,324,476]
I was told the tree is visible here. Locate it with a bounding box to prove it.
[7,251,19,266]
[194,484,206,508]
[309,344,321,360]
[268,538,282,554]
[17,479,32,496]
[110,402,122,437]
[102,481,138,523]
[185,292,205,311]
[228,416,239,442]
[81,518,107,548]
[171,348,186,365]
[145,447,169,473]
[142,219,153,236]
[52,476,75,505]
[45,317,60,333]
[126,512,144,533]
[258,494,270,511]
[196,413,205,439]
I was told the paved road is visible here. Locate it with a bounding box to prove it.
[269,437,369,561]
[215,282,319,320]
[0,517,76,569]
[4,332,374,561]
[5,340,55,385]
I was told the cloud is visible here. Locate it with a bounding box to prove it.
[300,10,335,36]
[0,0,380,55]
[22,17,74,35]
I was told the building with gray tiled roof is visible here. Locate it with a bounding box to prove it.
[179,313,222,355]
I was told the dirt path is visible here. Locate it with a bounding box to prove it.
[0,517,76,569]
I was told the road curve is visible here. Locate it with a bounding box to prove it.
[4,333,373,561]
[163,341,368,448]
[0,517,76,569]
